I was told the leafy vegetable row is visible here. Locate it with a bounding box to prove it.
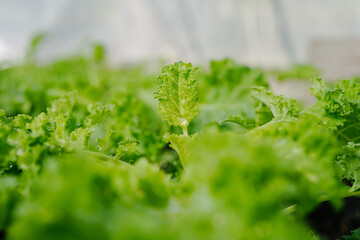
[0,56,359,239]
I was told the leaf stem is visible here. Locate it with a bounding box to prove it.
[83,150,133,168]
[182,126,188,136]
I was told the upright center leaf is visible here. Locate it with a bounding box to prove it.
[154,61,199,135]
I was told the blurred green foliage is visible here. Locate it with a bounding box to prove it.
[0,44,359,240]
[275,64,321,81]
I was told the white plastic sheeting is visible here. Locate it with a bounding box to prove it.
[0,0,359,67]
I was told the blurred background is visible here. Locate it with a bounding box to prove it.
[0,0,360,79]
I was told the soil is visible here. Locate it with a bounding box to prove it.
[0,229,5,240]
[307,196,360,239]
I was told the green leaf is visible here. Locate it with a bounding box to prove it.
[85,103,114,127]
[0,109,7,123]
[309,78,360,142]
[195,59,268,127]
[154,61,199,134]
[25,113,50,139]
[115,139,140,162]
[344,228,360,240]
[12,114,32,129]
[222,115,255,129]
[47,92,77,118]
[163,133,197,168]
[69,127,95,151]
[337,142,360,191]
[53,113,69,147]
[97,129,114,153]
[252,87,300,125]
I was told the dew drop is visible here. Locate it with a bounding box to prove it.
[179,118,187,126]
